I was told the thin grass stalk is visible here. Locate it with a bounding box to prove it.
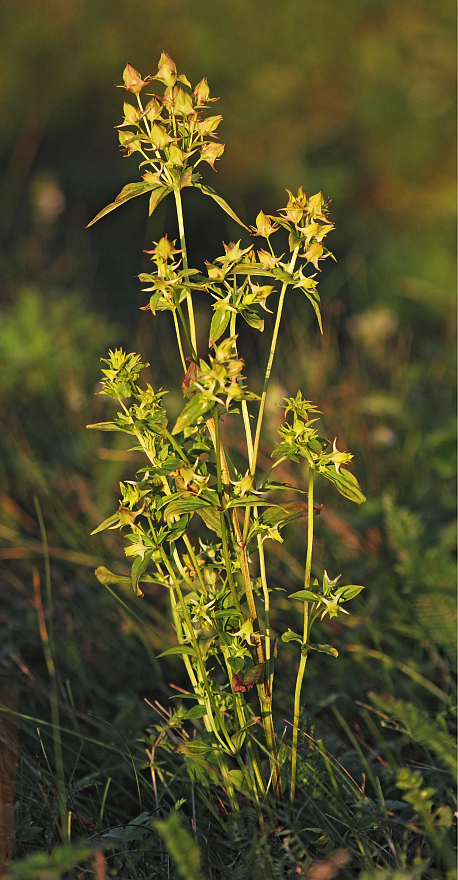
[32,570,68,842]
[290,466,314,809]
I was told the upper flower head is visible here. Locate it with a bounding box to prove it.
[117,64,152,95]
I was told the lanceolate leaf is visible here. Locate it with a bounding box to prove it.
[90,513,120,535]
[164,495,213,522]
[262,500,310,527]
[319,464,366,504]
[194,183,249,230]
[131,551,155,597]
[197,507,222,535]
[95,565,157,585]
[209,308,231,346]
[289,589,321,602]
[158,645,197,658]
[87,421,126,432]
[309,643,339,658]
[87,181,157,227]
[341,584,365,600]
[172,394,214,435]
[300,290,323,333]
[95,566,131,585]
[281,630,303,644]
[149,185,172,216]
[241,309,264,331]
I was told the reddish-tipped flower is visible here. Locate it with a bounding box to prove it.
[153,51,178,89]
[199,141,225,169]
[193,77,218,107]
[117,64,152,95]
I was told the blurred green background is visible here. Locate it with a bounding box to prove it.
[0,0,456,865]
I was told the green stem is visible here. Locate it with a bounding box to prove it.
[228,315,280,799]
[182,535,208,600]
[290,466,314,809]
[172,311,186,372]
[167,582,199,690]
[212,405,242,614]
[176,298,198,363]
[230,314,254,468]
[161,547,234,754]
[174,187,197,357]
[251,246,299,476]
[256,680,282,800]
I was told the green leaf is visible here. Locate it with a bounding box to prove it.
[86,420,126,432]
[289,589,321,602]
[241,309,264,331]
[259,480,306,494]
[340,584,365,600]
[225,495,272,510]
[172,394,214,435]
[87,181,156,227]
[262,500,309,527]
[149,185,172,216]
[131,551,154,597]
[158,645,196,658]
[194,183,249,230]
[319,465,366,504]
[300,289,323,333]
[227,656,245,673]
[167,514,191,541]
[309,643,339,658]
[94,565,157,586]
[281,630,303,644]
[95,566,131,585]
[90,513,120,535]
[164,495,212,521]
[182,705,207,720]
[209,308,231,346]
[197,507,222,536]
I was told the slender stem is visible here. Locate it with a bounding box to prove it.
[172,311,186,372]
[212,406,263,659]
[174,187,197,357]
[230,314,254,468]
[211,406,242,614]
[168,582,198,690]
[161,547,234,754]
[182,535,208,600]
[176,298,198,363]
[251,246,299,476]
[290,466,314,809]
[257,535,271,671]
[229,303,281,799]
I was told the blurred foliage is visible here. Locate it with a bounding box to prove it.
[0,0,455,321]
[0,2,455,877]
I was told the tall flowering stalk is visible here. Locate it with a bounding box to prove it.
[88,53,365,809]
